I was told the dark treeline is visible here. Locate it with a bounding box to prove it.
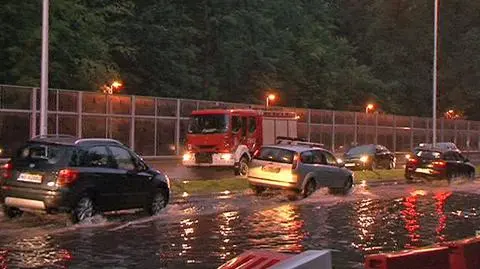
[1,1,480,118]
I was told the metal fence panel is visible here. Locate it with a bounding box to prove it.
[1,85,480,157]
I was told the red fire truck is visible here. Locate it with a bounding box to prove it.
[182,109,298,175]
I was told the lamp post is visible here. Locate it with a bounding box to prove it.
[266,94,276,109]
[39,0,49,136]
[432,0,439,146]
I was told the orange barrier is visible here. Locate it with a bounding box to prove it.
[443,237,480,269]
[218,250,292,269]
[364,247,451,269]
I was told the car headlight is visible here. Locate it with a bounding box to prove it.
[219,153,233,161]
[336,158,343,164]
[360,155,369,163]
[183,152,193,161]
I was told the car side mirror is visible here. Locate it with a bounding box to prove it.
[464,158,470,163]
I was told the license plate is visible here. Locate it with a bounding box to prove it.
[415,168,431,174]
[345,163,355,167]
[262,165,281,173]
[17,173,43,183]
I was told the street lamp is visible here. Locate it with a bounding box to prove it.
[365,103,374,114]
[102,81,123,95]
[432,0,439,146]
[266,94,276,108]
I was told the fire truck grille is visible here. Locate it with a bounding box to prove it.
[195,153,213,164]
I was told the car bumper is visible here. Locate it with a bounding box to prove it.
[405,167,446,180]
[1,185,70,212]
[183,153,236,167]
[344,161,369,170]
[247,176,300,190]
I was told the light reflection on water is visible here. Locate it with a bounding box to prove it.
[1,192,480,268]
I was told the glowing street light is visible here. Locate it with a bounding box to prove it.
[365,103,374,114]
[266,94,276,108]
[102,81,123,95]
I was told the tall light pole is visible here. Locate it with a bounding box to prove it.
[432,0,439,146]
[39,0,49,136]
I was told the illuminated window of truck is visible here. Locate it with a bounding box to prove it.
[188,114,229,134]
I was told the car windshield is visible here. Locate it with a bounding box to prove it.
[254,147,295,164]
[188,114,229,134]
[13,143,76,169]
[416,150,442,159]
[346,145,375,156]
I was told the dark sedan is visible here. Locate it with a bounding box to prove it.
[343,144,396,170]
[0,135,171,223]
[405,148,475,182]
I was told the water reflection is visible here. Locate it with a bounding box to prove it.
[2,192,480,269]
[248,204,305,253]
[5,235,71,268]
[401,191,422,248]
[434,191,452,242]
[217,211,239,260]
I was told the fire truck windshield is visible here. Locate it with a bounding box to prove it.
[188,114,229,134]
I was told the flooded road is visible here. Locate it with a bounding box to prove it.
[2,180,480,268]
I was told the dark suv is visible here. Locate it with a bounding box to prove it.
[0,135,170,223]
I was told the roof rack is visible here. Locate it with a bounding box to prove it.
[31,134,76,140]
[74,138,122,145]
[415,142,460,152]
[276,136,325,148]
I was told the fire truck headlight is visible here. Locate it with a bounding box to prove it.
[183,152,193,161]
[219,153,233,161]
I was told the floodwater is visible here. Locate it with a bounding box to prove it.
[1,181,480,268]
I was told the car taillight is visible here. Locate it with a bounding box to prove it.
[57,169,79,186]
[292,153,300,169]
[407,158,418,166]
[432,160,447,168]
[1,162,13,180]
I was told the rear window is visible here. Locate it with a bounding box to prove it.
[416,150,442,159]
[254,147,295,164]
[13,143,77,169]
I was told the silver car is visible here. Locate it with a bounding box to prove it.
[247,145,354,198]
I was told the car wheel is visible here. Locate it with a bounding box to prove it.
[468,171,475,181]
[235,156,249,177]
[329,177,353,195]
[250,185,266,195]
[387,160,395,170]
[146,189,168,216]
[71,195,97,223]
[342,177,353,194]
[303,179,316,198]
[447,172,455,184]
[370,161,377,171]
[3,205,23,219]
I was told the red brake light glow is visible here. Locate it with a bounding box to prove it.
[432,160,447,168]
[407,158,418,165]
[57,169,79,186]
[1,162,13,180]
